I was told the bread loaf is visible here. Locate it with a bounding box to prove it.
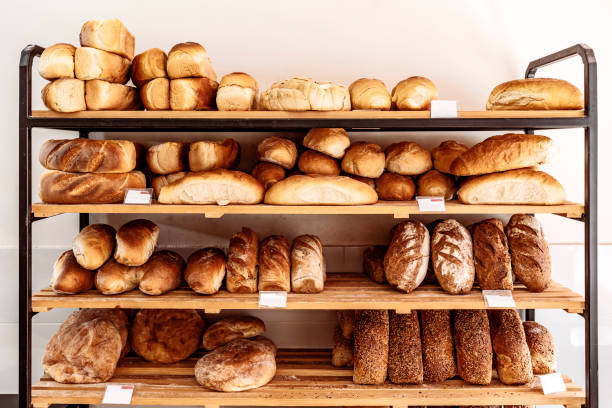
[332,325,353,367]
[226,227,259,293]
[138,250,185,295]
[131,48,167,87]
[362,245,386,283]
[251,162,285,189]
[39,139,137,173]
[85,80,140,110]
[391,76,438,110]
[114,219,159,266]
[298,150,340,175]
[258,235,291,292]
[252,335,277,356]
[202,316,265,350]
[260,77,350,111]
[79,19,134,59]
[39,43,76,80]
[140,77,170,110]
[291,234,326,293]
[217,72,258,111]
[506,214,551,292]
[420,310,457,382]
[349,78,391,110]
[353,310,389,384]
[303,128,351,159]
[158,169,265,205]
[375,172,415,201]
[337,310,356,339]
[39,170,145,204]
[66,309,129,358]
[388,311,423,384]
[95,258,142,294]
[523,321,556,374]
[341,142,385,178]
[489,309,534,384]
[453,310,492,384]
[431,219,474,295]
[167,42,217,81]
[432,140,468,174]
[184,247,226,294]
[152,172,186,198]
[385,142,432,175]
[347,174,375,189]
[72,223,116,270]
[170,77,218,110]
[472,218,513,290]
[256,137,297,169]
[189,139,240,171]
[147,141,188,175]
[42,79,86,113]
[417,170,456,199]
[51,250,95,294]
[487,78,584,110]
[384,220,430,293]
[74,47,130,83]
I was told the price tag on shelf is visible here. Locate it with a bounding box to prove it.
[259,291,288,308]
[430,100,458,118]
[539,372,567,394]
[482,290,516,308]
[416,196,446,212]
[102,384,134,404]
[123,188,153,205]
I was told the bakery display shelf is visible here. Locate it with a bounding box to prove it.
[30,200,585,219]
[31,349,585,408]
[31,273,585,314]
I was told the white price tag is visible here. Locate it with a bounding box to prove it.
[102,384,134,404]
[482,290,516,308]
[539,372,567,394]
[123,188,153,205]
[430,100,458,118]
[416,196,446,212]
[259,291,288,308]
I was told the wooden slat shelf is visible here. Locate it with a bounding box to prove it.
[31,273,585,314]
[31,200,585,219]
[31,349,585,408]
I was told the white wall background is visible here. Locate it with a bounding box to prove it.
[0,0,611,406]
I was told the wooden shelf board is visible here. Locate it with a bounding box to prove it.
[31,349,585,408]
[31,273,585,313]
[31,200,585,219]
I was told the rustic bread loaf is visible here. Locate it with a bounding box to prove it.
[114,219,159,266]
[39,139,137,173]
[38,43,76,80]
[138,250,185,295]
[453,309,492,385]
[226,227,259,293]
[256,137,297,169]
[432,140,468,174]
[202,316,265,350]
[487,78,584,110]
[74,47,131,83]
[384,220,430,293]
[388,311,423,384]
[489,309,534,384]
[349,78,391,110]
[431,219,474,294]
[131,48,167,87]
[523,321,556,374]
[184,247,226,295]
[391,76,438,110]
[291,234,326,293]
[385,142,432,175]
[353,310,389,384]
[146,142,189,174]
[337,310,356,339]
[303,128,351,159]
[417,169,456,199]
[170,77,218,110]
[167,42,217,81]
[79,19,134,60]
[68,308,130,357]
[72,223,116,270]
[341,142,385,178]
[260,77,350,111]
[189,139,240,172]
[252,335,277,356]
[420,310,457,382]
[95,258,142,294]
[51,250,95,294]
[42,78,86,113]
[375,172,415,201]
[332,325,354,367]
[298,150,340,175]
[217,72,258,111]
[140,77,170,110]
[362,245,387,284]
[251,162,285,190]
[472,218,513,290]
[258,235,291,292]
[151,171,187,198]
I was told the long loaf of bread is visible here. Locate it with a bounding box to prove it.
[39,139,137,173]
[472,219,513,290]
[353,310,388,384]
[388,311,423,384]
[489,309,534,385]
[453,310,492,385]
[384,220,429,293]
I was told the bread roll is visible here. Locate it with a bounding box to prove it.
[362,246,386,283]
[417,170,456,199]
[217,72,258,111]
[384,220,429,293]
[95,258,142,294]
[114,219,159,267]
[202,316,265,350]
[167,42,217,81]
[349,78,391,110]
[170,77,218,110]
[431,219,474,294]
[72,224,116,270]
[332,325,353,367]
[388,311,423,384]
[375,172,415,201]
[453,310,492,384]
[291,234,325,293]
[140,78,170,110]
[432,140,469,174]
[391,76,438,110]
[51,250,95,294]
[260,77,350,111]
[506,214,551,292]
[337,310,356,339]
[62,308,130,358]
[131,309,204,363]
[489,309,534,384]
[226,227,259,293]
[85,80,140,110]
[42,79,85,113]
[158,169,265,205]
[523,321,556,374]
[472,218,512,290]
[450,134,553,176]
[487,78,584,110]
[138,250,185,295]
[256,137,297,169]
[39,170,145,204]
[353,310,389,384]
[39,139,137,173]
[79,19,134,60]
[152,172,186,198]
[258,235,291,292]
[384,142,432,175]
[74,47,130,83]
[184,247,226,294]
[420,310,456,382]
[264,174,378,205]
[189,139,240,171]
[298,150,340,175]
[346,173,375,189]
[39,43,76,80]
[146,142,188,174]
[341,142,385,178]
[251,162,285,189]
[195,338,276,391]
[131,48,167,87]
[303,128,351,159]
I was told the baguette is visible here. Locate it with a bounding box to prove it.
[487,78,584,110]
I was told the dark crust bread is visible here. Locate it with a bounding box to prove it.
[489,309,534,384]
[363,246,387,284]
[472,218,512,290]
[420,310,457,382]
[226,227,259,293]
[388,311,423,384]
[337,310,356,339]
[353,310,389,384]
[202,316,265,350]
[332,325,354,367]
[453,310,492,385]
[523,321,556,374]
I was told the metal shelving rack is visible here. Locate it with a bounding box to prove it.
[18,43,597,407]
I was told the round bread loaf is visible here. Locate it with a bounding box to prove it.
[140,77,170,110]
[256,136,297,169]
[523,321,556,374]
[298,150,340,175]
[337,310,356,339]
[217,72,258,111]
[95,258,142,295]
[138,250,185,295]
[131,48,167,87]
[146,142,189,175]
[72,223,116,270]
[189,138,240,172]
[362,246,387,284]
[385,142,432,175]
[166,42,217,81]
[431,219,474,295]
[114,219,159,266]
[391,76,438,110]
[203,316,266,350]
[341,142,385,178]
[303,128,350,159]
[51,250,95,294]
[184,247,226,295]
[348,78,391,110]
[432,140,468,174]
[39,43,76,80]
[417,169,456,199]
[251,162,285,190]
[375,172,415,201]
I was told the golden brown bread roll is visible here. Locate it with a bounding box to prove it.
[291,234,325,293]
[114,219,159,267]
[420,310,457,382]
[184,247,226,295]
[42,79,86,113]
[39,139,137,173]
[251,162,285,190]
[385,142,432,175]
[432,140,469,174]
[140,78,170,110]
[74,47,130,83]
[489,309,534,384]
[170,77,218,110]
[151,172,187,198]
[384,220,429,293]
[348,78,391,110]
[353,310,388,384]
[95,258,142,294]
[38,43,75,80]
[472,218,513,290]
[72,223,116,270]
[298,150,340,175]
[167,42,217,81]
[226,227,259,293]
[259,235,291,292]
[487,78,584,110]
[362,246,386,284]
[85,80,140,110]
[341,142,385,178]
[79,19,134,60]
[375,172,415,201]
[391,76,438,110]
[217,72,258,111]
[332,325,353,367]
[303,128,351,159]
[256,136,297,169]
[388,311,423,384]
[337,310,356,339]
[260,77,350,111]
[138,250,185,295]
[431,219,474,295]
[131,48,167,87]
[523,321,556,374]
[146,142,189,174]
[51,250,95,294]
[346,173,375,189]
[202,316,265,350]
[189,139,240,172]
[417,169,456,199]
[453,309,492,384]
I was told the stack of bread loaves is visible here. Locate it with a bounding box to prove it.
[260,77,350,111]
[39,19,140,112]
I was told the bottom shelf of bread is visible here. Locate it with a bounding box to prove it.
[32,349,585,408]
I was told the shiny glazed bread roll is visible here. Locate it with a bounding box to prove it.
[226,227,259,293]
[131,48,168,87]
[341,142,385,178]
[417,169,456,199]
[72,223,116,270]
[291,234,326,293]
[51,250,95,294]
[375,172,415,201]
[79,19,135,60]
[189,139,240,171]
[298,150,340,175]
[184,247,226,294]
[202,316,265,350]
[391,76,438,110]
[303,128,351,159]
[258,235,291,292]
[432,140,468,174]
[140,78,170,110]
[39,43,76,80]
[256,136,297,169]
[114,219,160,266]
[385,142,432,175]
[74,47,131,83]
[146,142,189,174]
[42,79,86,113]
[170,77,218,110]
[95,258,142,295]
[39,139,138,173]
[85,80,140,111]
[216,72,258,111]
[138,250,185,295]
[167,42,217,81]
[487,78,584,110]
[251,162,285,190]
[348,78,391,110]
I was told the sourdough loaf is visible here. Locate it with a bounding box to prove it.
[384,220,430,293]
[39,139,137,173]
[431,219,474,294]
[226,227,259,293]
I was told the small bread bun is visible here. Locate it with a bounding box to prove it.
[298,150,340,176]
[432,140,468,174]
[385,142,432,175]
[303,128,351,159]
[131,48,167,88]
[256,136,297,169]
[417,170,456,199]
[348,78,391,110]
[375,172,415,201]
[341,142,385,178]
[392,76,438,110]
[217,72,258,111]
[251,162,285,190]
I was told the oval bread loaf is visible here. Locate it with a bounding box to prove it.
[114,219,159,267]
[431,219,474,295]
[453,309,492,385]
[472,218,513,290]
[258,235,291,292]
[226,227,259,293]
[523,321,556,374]
[202,316,265,350]
[384,220,430,293]
[353,310,389,385]
[72,223,116,270]
[51,250,95,294]
[184,247,226,295]
[138,250,185,295]
[486,78,584,110]
[489,309,534,385]
[291,234,326,293]
[39,139,138,173]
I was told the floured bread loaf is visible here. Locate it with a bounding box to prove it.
[384,220,430,293]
